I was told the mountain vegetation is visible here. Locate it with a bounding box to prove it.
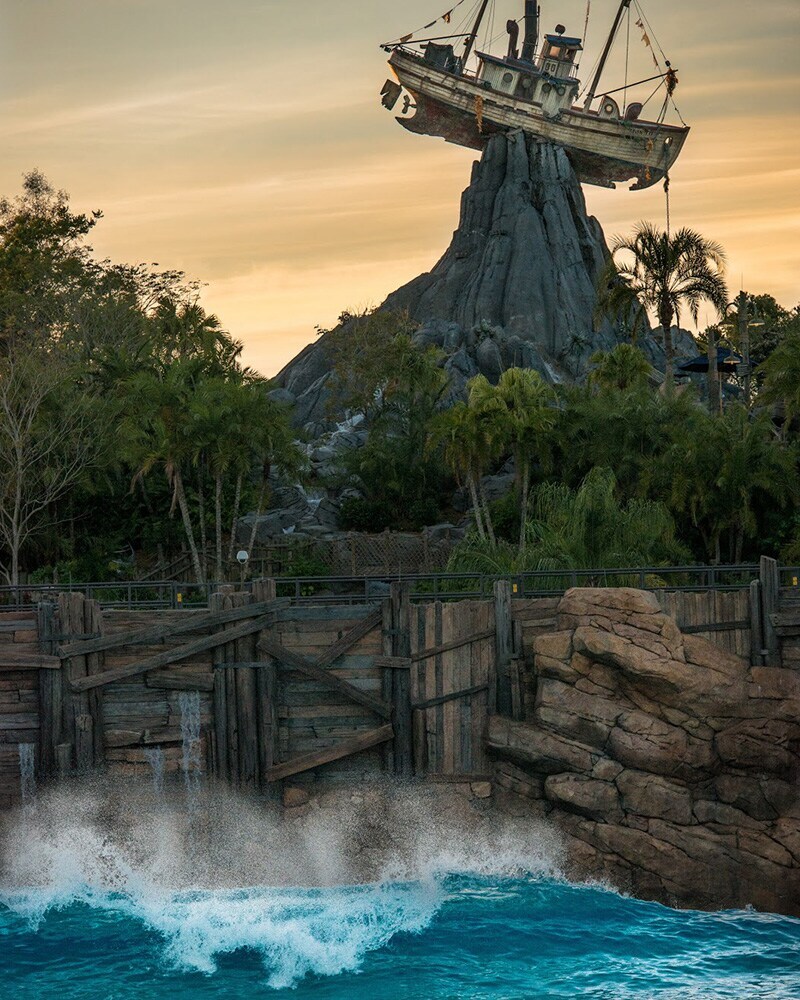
[0,173,798,586]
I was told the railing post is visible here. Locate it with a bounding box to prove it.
[759,556,780,667]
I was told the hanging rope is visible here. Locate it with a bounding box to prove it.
[664,174,671,236]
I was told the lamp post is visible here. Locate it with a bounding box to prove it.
[236,549,249,588]
[724,292,764,409]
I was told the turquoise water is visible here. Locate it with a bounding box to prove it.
[3,874,799,999]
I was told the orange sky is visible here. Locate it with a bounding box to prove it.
[1,0,798,376]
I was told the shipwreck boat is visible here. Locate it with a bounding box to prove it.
[380,0,689,190]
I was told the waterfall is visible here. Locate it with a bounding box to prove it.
[143,746,165,798]
[18,743,36,807]
[178,691,202,815]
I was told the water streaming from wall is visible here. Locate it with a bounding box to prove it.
[17,743,35,808]
[178,692,201,817]
[143,747,166,798]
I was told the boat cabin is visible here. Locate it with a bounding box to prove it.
[536,30,582,79]
[475,26,582,114]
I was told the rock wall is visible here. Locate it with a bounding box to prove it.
[274,134,694,434]
[488,588,800,916]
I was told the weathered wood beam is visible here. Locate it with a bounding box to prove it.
[257,635,390,718]
[70,612,281,692]
[412,682,489,711]
[0,651,61,670]
[409,627,495,663]
[315,608,382,669]
[267,723,394,782]
[58,598,289,658]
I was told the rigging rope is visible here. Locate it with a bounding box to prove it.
[624,3,630,109]
[382,0,473,47]
[664,174,671,237]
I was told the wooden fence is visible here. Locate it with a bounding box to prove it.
[0,568,797,810]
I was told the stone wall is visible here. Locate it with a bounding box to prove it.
[488,588,800,916]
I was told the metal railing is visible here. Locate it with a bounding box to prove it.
[3,563,797,612]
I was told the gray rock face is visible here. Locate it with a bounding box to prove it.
[384,134,612,367]
[274,134,695,433]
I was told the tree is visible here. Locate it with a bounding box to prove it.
[600,223,729,388]
[0,348,100,584]
[588,344,652,392]
[0,170,101,352]
[757,331,800,431]
[468,369,556,553]
[448,467,685,576]
[427,402,496,543]
[658,404,796,563]
[328,310,451,532]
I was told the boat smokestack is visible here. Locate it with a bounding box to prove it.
[521,1,539,61]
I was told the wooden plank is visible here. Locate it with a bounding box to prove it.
[409,628,495,663]
[71,611,283,692]
[315,608,382,670]
[434,601,444,774]
[59,599,289,658]
[146,668,214,691]
[410,603,425,775]
[494,580,513,717]
[267,723,394,782]
[760,556,780,667]
[373,655,412,669]
[258,635,390,718]
[412,682,489,711]
[85,601,105,765]
[37,601,59,778]
[681,620,750,634]
[441,601,455,776]
[389,583,413,777]
[381,597,394,773]
[234,593,259,790]
[0,650,61,670]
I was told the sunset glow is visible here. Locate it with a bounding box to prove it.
[1,0,797,375]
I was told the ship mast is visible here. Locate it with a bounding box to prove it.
[583,0,632,110]
[462,0,491,68]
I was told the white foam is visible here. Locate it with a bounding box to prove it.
[0,778,563,987]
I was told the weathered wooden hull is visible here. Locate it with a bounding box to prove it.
[389,48,689,190]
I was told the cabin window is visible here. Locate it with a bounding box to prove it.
[541,83,552,94]
[545,61,557,74]
[502,72,514,85]
[548,44,560,57]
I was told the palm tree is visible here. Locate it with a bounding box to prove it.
[599,223,729,389]
[447,467,685,576]
[468,369,556,553]
[589,344,652,392]
[123,359,207,583]
[427,402,496,543]
[758,331,800,431]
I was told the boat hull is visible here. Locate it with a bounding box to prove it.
[389,49,688,190]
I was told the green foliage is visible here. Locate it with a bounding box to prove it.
[599,222,729,386]
[327,309,450,531]
[448,468,687,575]
[588,344,652,392]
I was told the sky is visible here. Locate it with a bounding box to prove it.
[0,0,798,376]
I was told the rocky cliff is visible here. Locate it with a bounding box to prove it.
[489,588,800,916]
[274,133,693,435]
